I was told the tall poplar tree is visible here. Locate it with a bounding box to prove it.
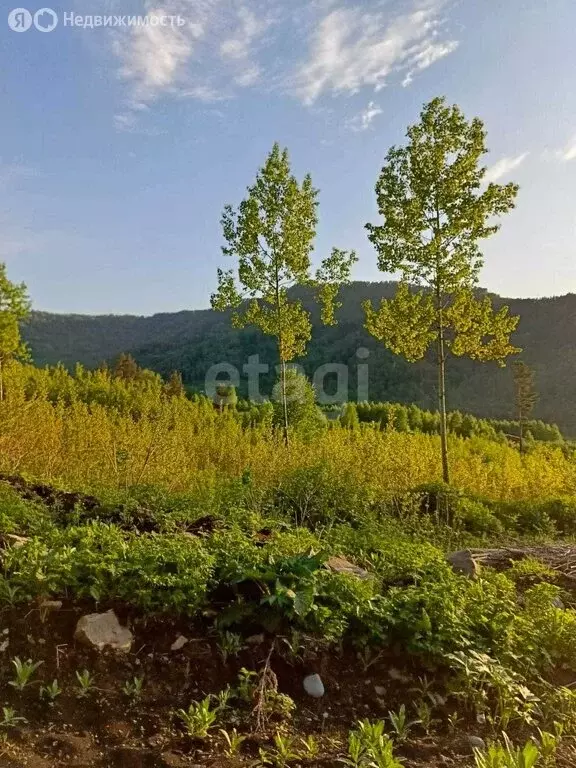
[211,143,356,444]
[512,360,538,454]
[0,262,31,401]
[364,97,520,483]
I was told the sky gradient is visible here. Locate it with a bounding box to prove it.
[1,0,575,314]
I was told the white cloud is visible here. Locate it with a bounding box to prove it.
[219,7,270,61]
[347,101,383,132]
[484,153,529,183]
[113,3,204,108]
[113,0,274,112]
[293,0,458,104]
[558,135,576,162]
[105,0,458,125]
[402,38,459,86]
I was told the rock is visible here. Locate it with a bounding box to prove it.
[447,550,480,578]
[303,673,325,698]
[39,599,62,620]
[552,595,564,609]
[246,633,265,645]
[170,635,188,651]
[75,610,133,652]
[374,685,386,696]
[466,736,486,753]
[325,556,370,580]
[388,668,411,683]
[1,533,29,549]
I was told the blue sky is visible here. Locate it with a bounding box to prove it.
[1,0,575,314]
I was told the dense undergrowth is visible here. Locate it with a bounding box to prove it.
[2,360,576,765]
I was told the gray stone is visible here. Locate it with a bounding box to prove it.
[388,668,411,683]
[303,673,325,698]
[466,736,486,752]
[374,685,386,696]
[447,550,480,578]
[75,610,133,652]
[325,556,370,580]
[170,635,188,651]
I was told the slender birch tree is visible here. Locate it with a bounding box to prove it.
[364,97,520,483]
[211,143,356,444]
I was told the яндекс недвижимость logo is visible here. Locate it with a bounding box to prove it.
[8,7,58,32]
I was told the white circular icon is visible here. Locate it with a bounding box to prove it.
[8,8,32,31]
[34,7,58,31]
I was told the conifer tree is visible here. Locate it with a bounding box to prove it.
[364,97,520,483]
[114,353,140,381]
[512,360,539,453]
[164,370,185,398]
[341,402,360,430]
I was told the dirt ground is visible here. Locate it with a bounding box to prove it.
[0,600,574,768]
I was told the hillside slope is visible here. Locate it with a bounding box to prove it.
[22,282,576,435]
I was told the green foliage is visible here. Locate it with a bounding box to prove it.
[176,697,218,738]
[0,262,31,398]
[343,720,404,768]
[211,143,356,439]
[341,402,360,429]
[75,669,95,697]
[1,523,215,613]
[9,657,43,691]
[122,675,144,701]
[364,97,521,482]
[271,368,325,435]
[473,735,541,768]
[0,707,27,730]
[40,679,62,702]
[219,727,246,757]
[213,382,238,411]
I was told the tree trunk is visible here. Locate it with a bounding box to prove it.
[436,303,450,484]
[280,356,289,447]
[518,413,524,455]
[0,358,4,402]
[437,331,450,484]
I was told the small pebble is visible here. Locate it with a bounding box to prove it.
[303,673,325,698]
[170,635,188,651]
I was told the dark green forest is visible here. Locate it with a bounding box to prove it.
[22,281,576,435]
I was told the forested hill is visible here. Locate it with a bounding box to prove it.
[21,282,576,435]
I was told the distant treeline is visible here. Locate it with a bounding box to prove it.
[341,401,563,444]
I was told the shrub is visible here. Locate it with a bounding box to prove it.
[273,462,373,528]
[454,498,503,536]
[1,523,214,614]
[540,497,576,536]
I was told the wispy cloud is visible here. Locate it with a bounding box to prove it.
[347,101,383,132]
[402,38,459,86]
[293,0,458,104]
[105,0,458,125]
[112,0,274,111]
[113,3,205,108]
[484,153,529,183]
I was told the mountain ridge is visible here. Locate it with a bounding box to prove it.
[21,282,576,435]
